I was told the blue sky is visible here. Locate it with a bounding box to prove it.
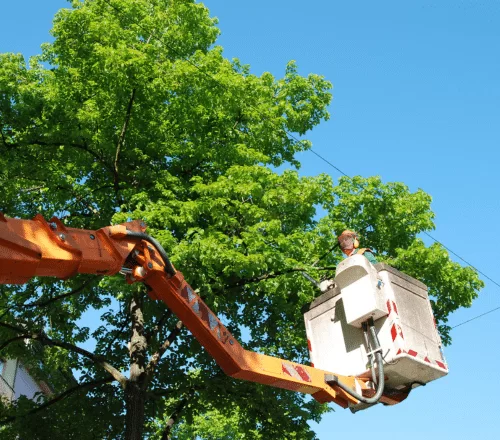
[1,1,499,438]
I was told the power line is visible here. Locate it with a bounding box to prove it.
[99,0,500,330]
[308,149,349,177]
[423,231,500,290]
[451,305,500,329]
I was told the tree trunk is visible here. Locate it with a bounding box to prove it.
[125,382,147,440]
[125,293,148,440]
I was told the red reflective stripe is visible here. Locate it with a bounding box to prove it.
[391,324,404,341]
[295,365,312,382]
[436,360,447,369]
[281,363,312,383]
[391,324,397,341]
[392,301,398,315]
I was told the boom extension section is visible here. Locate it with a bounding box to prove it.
[0,214,397,408]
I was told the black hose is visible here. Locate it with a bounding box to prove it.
[326,322,385,405]
[126,231,176,276]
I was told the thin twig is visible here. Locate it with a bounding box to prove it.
[21,279,95,308]
[0,136,114,175]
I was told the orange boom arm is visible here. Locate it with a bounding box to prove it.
[0,214,376,408]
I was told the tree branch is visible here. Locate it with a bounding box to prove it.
[148,371,225,405]
[144,321,183,386]
[0,321,128,388]
[145,308,173,341]
[148,383,206,400]
[21,278,96,309]
[41,141,111,172]
[0,377,114,426]
[18,185,45,194]
[0,138,114,174]
[0,289,34,320]
[0,335,29,352]
[226,266,337,288]
[59,196,100,219]
[161,392,193,440]
[114,88,136,202]
[105,314,130,353]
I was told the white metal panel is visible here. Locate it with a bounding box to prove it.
[335,255,387,327]
[305,292,367,376]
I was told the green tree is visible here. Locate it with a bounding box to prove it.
[0,1,482,439]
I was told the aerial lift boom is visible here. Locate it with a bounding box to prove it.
[0,213,408,409]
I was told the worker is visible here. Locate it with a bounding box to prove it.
[337,230,377,264]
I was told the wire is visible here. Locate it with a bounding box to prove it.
[418,233,500,329]
[422,231,500,329]
[423,231,500,290]
[308,149,349,177]
[451,306,500,329]
[99,0,500,330]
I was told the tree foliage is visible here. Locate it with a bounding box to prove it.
[0,1,482,438]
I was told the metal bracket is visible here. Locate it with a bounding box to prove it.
[324,374,339,385]
[366,347,383,357]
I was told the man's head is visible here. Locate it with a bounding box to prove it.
[338,230,359,256]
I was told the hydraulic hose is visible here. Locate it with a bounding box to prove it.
[326,322,385,405]
[126,231,176,277]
